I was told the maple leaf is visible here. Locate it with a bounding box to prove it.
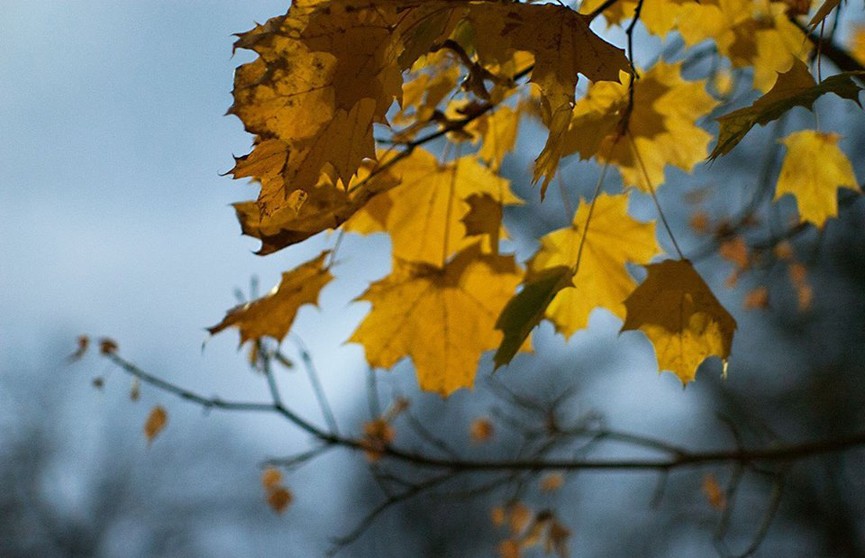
[528,193,662,337]
[711,60,864,159]
[346,149,521,266]
[208,251,333,345]
[349,244,522,396]
[233,159,400,255]
[622,260,737,384]
[563,61,717,191]
[775,130,860,227]
[230,1,462,215]
[467,2,628,193]
[144,405,168,444]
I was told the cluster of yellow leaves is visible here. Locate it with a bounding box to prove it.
[563,61,717,190]
[587,0,810,91]
[209,0,865,395]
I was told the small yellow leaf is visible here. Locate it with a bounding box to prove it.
[719,236,749,269]
[261,467,283,490]
[348,149,520,266]
[144,406,168,444]
[539,473,564,492]
[564,61,717,191]
[361,418,396,462]
[99,338,118,355]
[208,251,333,345]
[702,473,727,510]
[507,502,533,535]
[267,486,293,514]
[498,539,521,558]
[775,130,859,227]
[491,506,506,527]
[622,260,737,384]
[68,335,89,361]
[470,417,495,443]
[743,286,770,310]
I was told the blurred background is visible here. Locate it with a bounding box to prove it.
[2,2,865,556]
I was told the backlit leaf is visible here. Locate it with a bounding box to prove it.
[775,130,860,227]
[349,245,522,396]
[467,2,629,193]
[144,406,168,444]
[563,61,717,190]
[622,260,737,384]
[208,251,333,345]
[347,149,520,266]
[529,194,662,337]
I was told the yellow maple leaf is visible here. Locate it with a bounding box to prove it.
[563,61,717,191]
[208,251,333,345]
[622,260,737,384]
[349,245,522,396]
[775,130,860,227]
[529,194,661,337]
[346,149,521,266]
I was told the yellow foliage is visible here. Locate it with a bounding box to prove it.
[564,61,717,190]
[775,130,859,227]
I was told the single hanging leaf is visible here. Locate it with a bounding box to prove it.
[493,266,573,369]
[528,193,662,337]
[711,59,864,159]
[622,260,737,384]
[349,244,522,396]
[775,130,860,227]
[208,251,333,345]
[144,406,168,444]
